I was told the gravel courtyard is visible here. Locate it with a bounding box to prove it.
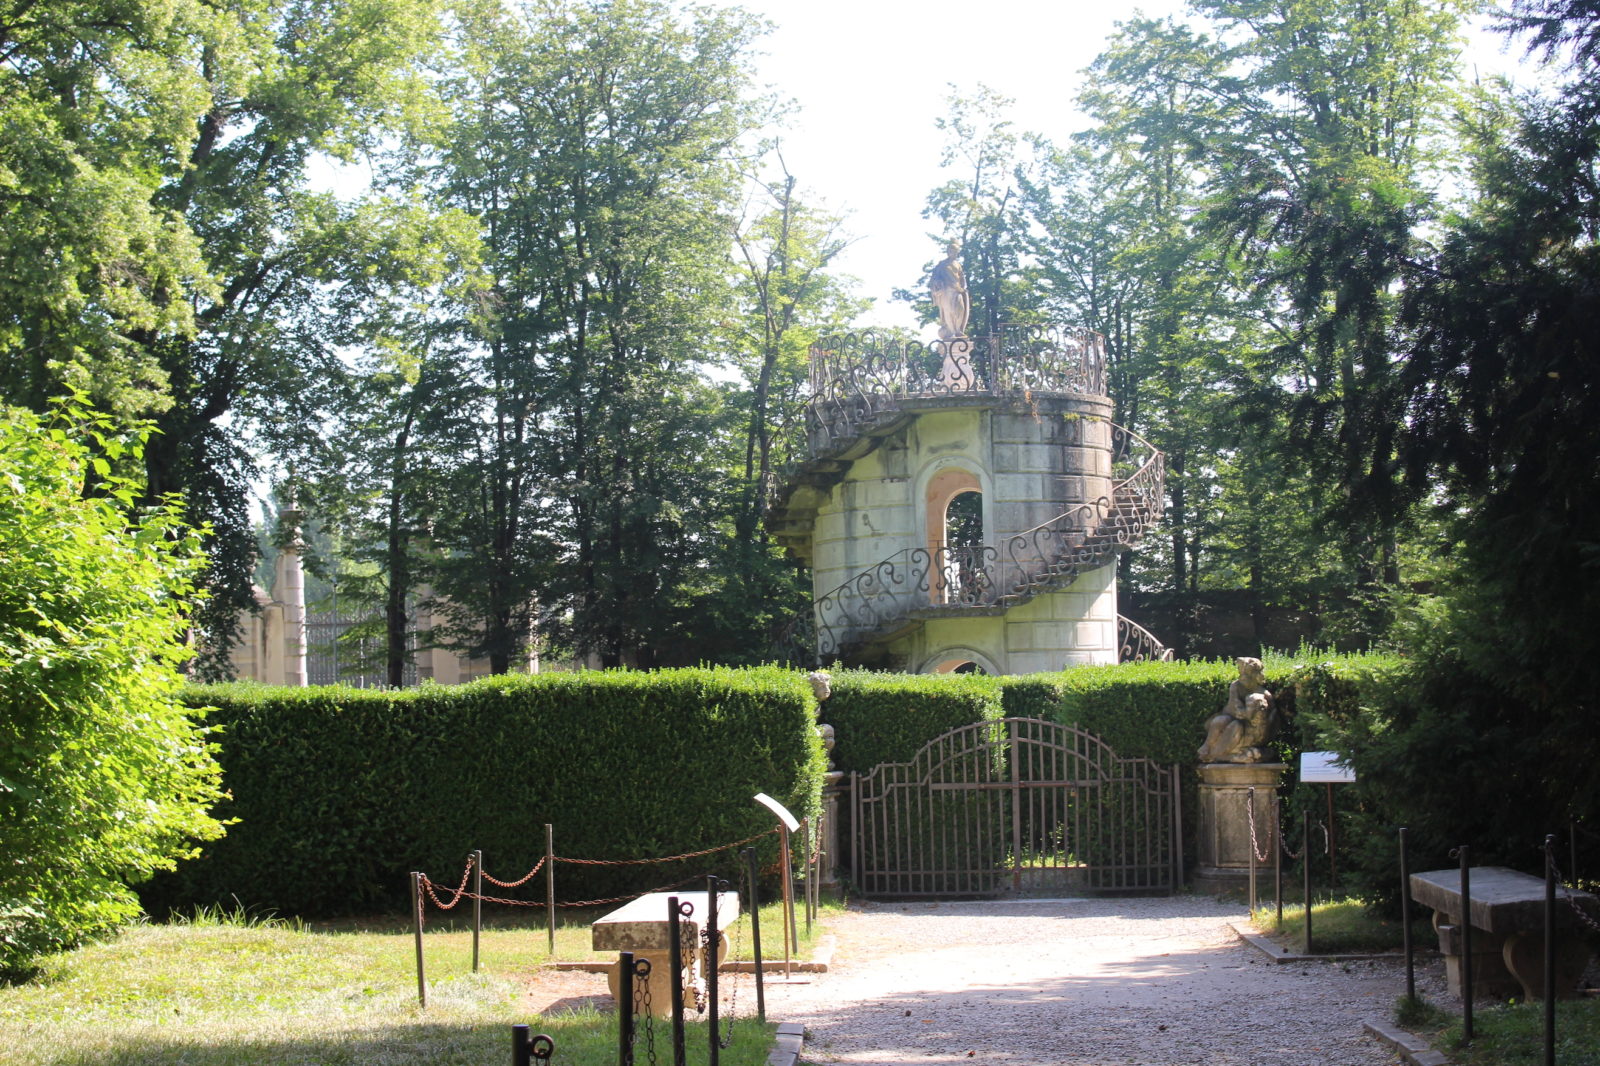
[753,895,1433,1066]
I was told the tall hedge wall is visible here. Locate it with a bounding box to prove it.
[148,668,824,918]
[821,671,1003,773]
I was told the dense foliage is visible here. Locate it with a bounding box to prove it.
[149,669,824,917]
[0,407,225,974]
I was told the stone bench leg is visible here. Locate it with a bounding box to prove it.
[1501,933,1593,1000]
[1436,920,1521,1001]
[606,934,729,1019]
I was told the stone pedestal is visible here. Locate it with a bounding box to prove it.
[820,771,845,887]
[1194,763,1286,894]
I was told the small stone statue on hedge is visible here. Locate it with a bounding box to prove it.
[1197,656,1278,764]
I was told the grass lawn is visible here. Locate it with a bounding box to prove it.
[0,899,833,1066]
[1395,993,1600,1066]
[1250,896,1433,954]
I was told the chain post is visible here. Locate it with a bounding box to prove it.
[619,950,635,1066]
[706,877,722,1066]
[1544,835,1556,1066]
[1302,809,1313,956]
[1247,789,1258,915]
[1399,827,1414,1003]
[744,846,765,1022]
[545,824,556,956]
[410,871,427,1008]
[1454,844,1473,1041]
[1274,792,1283,928]
[472,849,483,973]
[668,896,689,1066]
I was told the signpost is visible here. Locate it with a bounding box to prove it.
[1299,752,1355,887]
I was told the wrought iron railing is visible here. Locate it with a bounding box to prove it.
[806,326,1108,458]
[1117,615,1175,662]
[798,426,1166,661]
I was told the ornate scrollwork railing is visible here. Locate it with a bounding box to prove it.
[796,424,1166,662]
[806,326,1107,458]
[1117,616,1175,662]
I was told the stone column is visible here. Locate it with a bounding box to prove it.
[1193,762,1287,894]
[820,770,845,887]
[274,501,308,687]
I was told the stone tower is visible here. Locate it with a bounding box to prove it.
[767,324,1169,673]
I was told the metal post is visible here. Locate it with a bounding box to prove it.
[706,878,721,1066]
[1274,793,1283,928]
[545,824,556,956]
[779,824,795,978]
[667,896,686,1066]
[1399,827,1414,1002]
[619,951,635,1066]
[512,1022,530,1066]
[1459,846,1473,1041]
[1303,810,1313,956]
[744,846,765,1022]
[410,871,427,1008]
[799,818,813,936]
[473,849,483,973]
[1544,835,1556,1066]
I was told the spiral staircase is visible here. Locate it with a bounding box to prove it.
[766,326,1173,668]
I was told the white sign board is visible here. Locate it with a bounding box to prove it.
[1300,751,1356,784]
[753,792,800,832]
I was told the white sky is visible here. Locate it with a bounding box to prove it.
[728,0,1552,332]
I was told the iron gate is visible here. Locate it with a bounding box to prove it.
[851,718,1182,897]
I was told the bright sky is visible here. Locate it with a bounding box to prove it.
[729,0,1550,333]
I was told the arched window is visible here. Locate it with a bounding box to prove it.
[924,468,985,605]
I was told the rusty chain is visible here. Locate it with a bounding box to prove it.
[483,854,546,889]
[556,828,776,867]
[1246,788,1272,864]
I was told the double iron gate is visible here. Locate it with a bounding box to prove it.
[851,718,1181,897]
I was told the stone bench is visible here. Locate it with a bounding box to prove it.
[591,890,739,1018]
[1409,866,1597,1000]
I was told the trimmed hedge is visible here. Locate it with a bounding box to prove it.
[821,671,1004,772]
[148,668,824,918]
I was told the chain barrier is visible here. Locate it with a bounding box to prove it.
[1246,789,1272,864]
[483,854,546,889]
[633,956,657,1066]
[556,828,777,867]
[1545,838,1600,934]
[416,828,778,914]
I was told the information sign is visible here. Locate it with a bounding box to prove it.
[1300,751,1356,783]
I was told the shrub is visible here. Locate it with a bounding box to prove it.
[0,405,225,974]
[820,670,1003,772]
[150,667,824,917]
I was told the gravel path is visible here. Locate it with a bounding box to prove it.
[754,896,1438,1066]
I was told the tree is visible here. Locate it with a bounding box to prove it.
[0,404,225,974]
[429,0,770,668]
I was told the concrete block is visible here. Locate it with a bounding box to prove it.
[1005,622,1034,651]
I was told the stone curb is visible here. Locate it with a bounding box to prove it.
[766,1021,805,1066]
[1228,921,1413,964]
[1362,1018,1451,1066]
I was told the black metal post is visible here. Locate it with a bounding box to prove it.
[1544,835,1556,1066]
[744,846,765,1022]
[1459,846,1473,1041]
[1399,827,1414,1002]
[1303,809,1313,956]
[1274,793,1283,929]
[619,951,635,1066]
[512,1022,530,1066]
[668,896,687,1066]
[473,849,483,973]
[410,871,427,1008]
[545,824,556,956]
[707,877,724,1066]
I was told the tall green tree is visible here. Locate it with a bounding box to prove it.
[430,0,769,668]
[1194,0,1469,629]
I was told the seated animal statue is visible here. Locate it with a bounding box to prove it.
[1198,657,1278,764]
